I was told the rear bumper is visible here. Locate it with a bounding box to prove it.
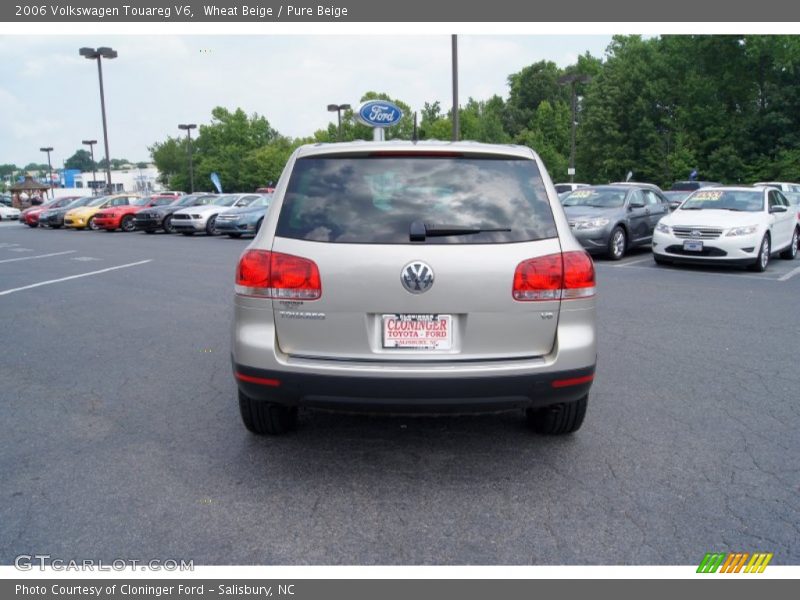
[233,360,595,412]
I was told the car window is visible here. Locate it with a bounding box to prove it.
[683,190,764,212]
[642,190,659,205]
[775,191,789,207]
[628,190,644,206]
[768,191,780,208]
[277,155,557,244]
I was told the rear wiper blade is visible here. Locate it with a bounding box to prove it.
[410,221,511,241]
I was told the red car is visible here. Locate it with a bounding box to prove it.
[94,195,178,232]
[21,196,80,227]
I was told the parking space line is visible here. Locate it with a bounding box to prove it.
[778,265,800,281]
[596,263,781,281]
[0,260,152,297]
[0,251,76,264]
[613,256,655,267]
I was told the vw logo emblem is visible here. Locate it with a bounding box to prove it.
[401,261,434,294]
[691,229,702,238]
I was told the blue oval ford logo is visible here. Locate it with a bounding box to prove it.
[357,100,403,128]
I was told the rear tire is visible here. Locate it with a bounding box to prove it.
[607,227,626,260]
[238,390,297,435]
[749,234,770,272]
[526,395,588,435]
[120,215,135,232]
[779,228,798,260]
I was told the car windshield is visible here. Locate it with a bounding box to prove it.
[249,196,271,207]
[87,196,109,207]
[277,155,557,244]
[214,195,240,207]
[681,190,763,212]
[563,188,627,208]
[66,197,93,208]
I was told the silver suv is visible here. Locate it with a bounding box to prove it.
[231,141,597,435]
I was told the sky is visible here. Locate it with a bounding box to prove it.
[0,35,613,168]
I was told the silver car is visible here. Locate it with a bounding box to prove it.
[231,141,597,435]
[171,193,262,235]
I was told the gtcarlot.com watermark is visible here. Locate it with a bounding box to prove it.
[14,554,194,572]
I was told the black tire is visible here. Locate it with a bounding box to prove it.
[87,216,99,231]
[779,228,798,260]
[238,390,297,435]
[144,229,155,234]
[181,231,194,236]
[749,234,770,272]
[163,215,175,234]
[205,215,218,236]
[526,395,588,435]
[607,226,626,260]
[227,233,242,239]
[120,215,135,232]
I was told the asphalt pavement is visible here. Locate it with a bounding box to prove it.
[1,221,798,565]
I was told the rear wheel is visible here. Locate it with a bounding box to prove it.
[749,235,770,272]
[238,390,297,435]
[163,215,175,233]
[526,396,588,435]
[607,227,626,260]
[779,228,798,260]
[120,215,135,232]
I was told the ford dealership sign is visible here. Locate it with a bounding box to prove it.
[357,100,404,128]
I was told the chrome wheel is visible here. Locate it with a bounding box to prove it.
[608,227,626,260]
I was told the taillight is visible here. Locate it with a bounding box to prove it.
[513,251,595,301]
[236,250,321,300]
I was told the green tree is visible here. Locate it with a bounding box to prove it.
[64,149,95,171]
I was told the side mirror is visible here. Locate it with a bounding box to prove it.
[628,201,645,210]
[769,205,788,214]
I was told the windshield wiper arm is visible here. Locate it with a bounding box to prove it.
[410,221,511,241]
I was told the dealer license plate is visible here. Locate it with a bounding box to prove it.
[382,314,452,350]
[683,239,703,252]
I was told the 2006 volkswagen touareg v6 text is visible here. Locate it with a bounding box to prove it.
[231,141,597,435]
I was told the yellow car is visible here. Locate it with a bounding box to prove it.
[64,194,141,230]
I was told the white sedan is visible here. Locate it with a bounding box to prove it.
[0,204,21,221]
[653,186,798,271]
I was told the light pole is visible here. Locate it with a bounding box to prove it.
[327,104,351,141]
[79,46,117,193]
[558,73,591,183]
[40,146,54,198]
[82,139,98,195]
[178,124,197,193]
[452,34,459,142]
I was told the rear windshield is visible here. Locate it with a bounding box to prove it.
[276,156,557,244]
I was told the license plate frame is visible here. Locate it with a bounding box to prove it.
[382,314,452,350]
[683,239,703,252]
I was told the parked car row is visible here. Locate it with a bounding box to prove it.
[559,182,800,271]
[21,192,273,238]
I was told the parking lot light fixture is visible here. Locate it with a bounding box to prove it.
[79,46,117,194]
[39,146,54,198]
[82,139,98,195]
[558,73,592,183]
[178,124,197,193]
[327,104,351,141]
